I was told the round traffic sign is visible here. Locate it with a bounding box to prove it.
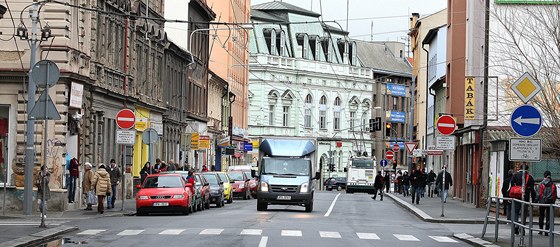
[392,143,400,152]
[437,115,456,135]
[116,109,136,129]
[31,60,60,88]
[385,150,394,160]
[142,128,159,144]
[380,159,388,167]
[510,104,542,137]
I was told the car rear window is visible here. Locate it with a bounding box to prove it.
[202,174,218,184]
[143,176,183,188]
[218,173,229,183]
[228,172,244,182]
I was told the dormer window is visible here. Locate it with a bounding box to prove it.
[296,33,309,59]
[350,41,357,66]
[322,37,332,62]
[263,28,277,55]
[277,30,286,56]
[337,39,349,64]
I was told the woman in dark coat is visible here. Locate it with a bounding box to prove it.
[501,169,514,220]
[140,162,151,184]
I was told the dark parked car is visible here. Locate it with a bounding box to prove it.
[194,173,211,210]
[326,177,347,191]
[201,172,225,207]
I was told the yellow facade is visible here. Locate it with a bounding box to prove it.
[133,107,150,177]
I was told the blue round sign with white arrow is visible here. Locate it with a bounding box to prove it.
[380,159,388,167]
[510,104,542,137]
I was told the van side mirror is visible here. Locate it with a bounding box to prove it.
[314,172,321,180]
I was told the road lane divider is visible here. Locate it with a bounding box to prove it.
[324,192,341,217]
[258,236,268,247]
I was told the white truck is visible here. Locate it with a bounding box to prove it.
[255,138,320,212]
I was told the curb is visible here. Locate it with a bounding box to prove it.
[454,233,501,247]
[1,225,78,247]
[385,193,487,224]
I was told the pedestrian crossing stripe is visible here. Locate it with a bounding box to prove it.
[75,228,460,243]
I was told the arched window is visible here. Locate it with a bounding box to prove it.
[319,95,327,129]
[305,94,313,104]
[334,97,341,106]
[268,91,279,126]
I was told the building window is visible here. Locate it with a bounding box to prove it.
[393,97,398,110]
[350,111,356,131]
[319,110,326,129]
[282,106,289,127]
[305,94,313,104]
[334,111,340,130]
[304,109,312,128]
[269,105,275,125]
[334,97,341,106]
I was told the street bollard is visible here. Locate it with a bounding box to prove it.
[495,198,500,243]
[528,203,533,247]
[510,200,515,247]
[549,204,555,247]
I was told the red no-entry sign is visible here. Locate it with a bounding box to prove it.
[437,115,456,135]
[116,109,136,129]
[385,150,394,160]
[392,143,400,152]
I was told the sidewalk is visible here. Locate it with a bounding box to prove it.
[0,199,136,247]
[385,191,559,247]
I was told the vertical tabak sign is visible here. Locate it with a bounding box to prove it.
[464,77,475,120]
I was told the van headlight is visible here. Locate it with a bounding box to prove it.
[260,182,269,192]
[300,182,309,193]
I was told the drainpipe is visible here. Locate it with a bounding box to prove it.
[422,44,430,167]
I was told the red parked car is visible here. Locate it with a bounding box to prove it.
[136,174,194,216]
[244,171,258,199]
[227,171,251,200]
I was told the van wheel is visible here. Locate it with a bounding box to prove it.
[257,200,267,211]
[227,192,233,204]
[305,201,313,212]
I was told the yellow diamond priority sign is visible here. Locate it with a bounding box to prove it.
[511,72,541,103]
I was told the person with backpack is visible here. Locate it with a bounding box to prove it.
[537,170,556,235]
[501,169,514,221]
[510,164,536,235]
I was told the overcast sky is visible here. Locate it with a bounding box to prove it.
[250,0,446,42]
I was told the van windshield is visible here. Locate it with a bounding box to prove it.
[262,158,310,176]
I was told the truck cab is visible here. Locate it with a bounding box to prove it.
[255,138,320,212]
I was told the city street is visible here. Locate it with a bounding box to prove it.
[55,192,469,247]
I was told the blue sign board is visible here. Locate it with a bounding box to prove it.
[387,83,407,97]
[510,105,542,137]
[380,159,388,167]
[243,142,253,151]
[388,111,406,123]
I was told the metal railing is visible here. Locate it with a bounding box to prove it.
[482,196,558,247]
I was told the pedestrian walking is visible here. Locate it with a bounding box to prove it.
[402,171,410,197]
[410,165,422,204]
[372,171,384,201]
[35,165,51,213]
[435,166,452,203]
[501,169,514,220]
[396,171,403,194]
[537,170,556,235]
[420,169,428,197]
[167,160,177,171]
[140,162,151,184]
[384,172,391,193]
[154,158,162,173]
[68,157,80,203]
[82,162,94,210]
[92,164,111,214]
[202,165,209,172]
[427,169,436,197]
[510,164,536,235]
[107,159,121,209]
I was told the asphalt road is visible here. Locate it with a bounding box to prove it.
[56,191,472,247]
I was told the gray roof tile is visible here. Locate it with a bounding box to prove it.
[252,1,321,17]
[354,40,412,76]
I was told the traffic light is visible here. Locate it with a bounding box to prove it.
[385,123,391,137]
[369,119,375,132]
[375,117,382,131]
[329,164,335,172]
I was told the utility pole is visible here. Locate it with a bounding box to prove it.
[23,2,39,215]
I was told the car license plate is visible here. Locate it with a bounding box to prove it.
[153,202,169,207]
[277,196,291,200]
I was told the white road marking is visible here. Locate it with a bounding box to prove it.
[159,229,185,235]
[117,230,144,236]
[258,236,268,247]
[430,236,458,243]
[394,234,420,241]
[356,232,380,240]
[199,229,224,235]
[240,229,262,235]
[77,229,106,235]
[319,231,341,238]
[281,230,302,237]
[324,193,341,217]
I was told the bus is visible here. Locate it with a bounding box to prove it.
[345,158,375,194]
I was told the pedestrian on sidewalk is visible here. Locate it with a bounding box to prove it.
[510,164,536,235]
[107,159,121,209]
[436,166,452,203]
[396,171,402,194]
[140,162,151,184]
[68,157,80,203]
[501,169,514,220]
[167,159,177,171]
[384,172,391,193]
[154,158,162,173]
[92,164,111,214]
[427,169,436,197]
[35,165,51,214]
[537,170,556,236]
[420,168,428,197]
[371,171,384,201]
[402,171,410,197]
[159,162,168,173]
[410,165,422,204]
[82,162,94,210]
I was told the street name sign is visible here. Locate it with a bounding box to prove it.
[509,138,541,161]
[510,104,542,137]
[436,136,456,150]
[436,115,456,135]
[116,109,136,129]
[405,142,417,155]
[511,72,541,104]
[385,150,394,160]
[412,149,422,157]
[380,159,388,167]
[116,129,136,145]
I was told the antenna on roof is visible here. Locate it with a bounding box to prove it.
[370,21,373,41]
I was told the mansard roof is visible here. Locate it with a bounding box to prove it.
[251,9,284,22]
[252,1,321,18]
[354,40,412,77]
